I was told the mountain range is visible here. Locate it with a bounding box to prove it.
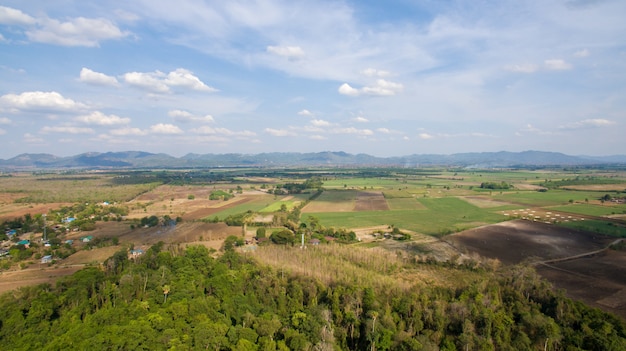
[1,151,625,170]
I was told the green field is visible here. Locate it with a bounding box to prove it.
[558,219,626,238]
[548,203,626,217]
[314,197,505,235]
[493,190,608,207]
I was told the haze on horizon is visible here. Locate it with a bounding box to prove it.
[0,0,625,159]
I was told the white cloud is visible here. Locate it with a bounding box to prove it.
[75,111,130,126]
[191,126,256,137]
[559,118,615,130]
[0,91,86,112]
[110,127,147,136]
[79,68,119,86]
[574,49,590,57]
[264,128,297,137]
[27,17,128,47]
[377,128,403,135]
[504,64,539,73]
[361,68,390,77]
[165,69,218,92]
[0,117,11,124]
[23,133,44,143]
[339,79,403,97]
[418,133,434,140]
[330,127,373,136]
[310,135,327,140]
[123,69,216,94]
[310,119,331,127]
[40,126,95,134]
[123,71,170,93]
[352,116,369,123]
[0,6,36,25]
[298,109,313,116]
[544,59,572,70]
[168,110,215,123]
[267,45,305,60]
[0,128,5,135]
[149,123,183,134]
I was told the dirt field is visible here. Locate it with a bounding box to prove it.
[446,220,626,320]
[446,220,614,265]
[0,266,83,294]
[354,191,389,211]
[0,202,73,221]
[460,196,516,208]
[537,250,626,320]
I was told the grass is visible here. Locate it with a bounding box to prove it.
[558,219,626,238]
[0,174,161,203]
[548,203,626,217]
[492,189,607,207]
[314,197,505,235]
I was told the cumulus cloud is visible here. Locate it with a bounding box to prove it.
[0,6,36,25]
[0,91,86,112]
[164,69,218,92]
[40,126,95,134]
[559,118,615,130]
[504,63,539,73]
[298,109,313,116]
[168,110,215,123]
[418,133,434,139]
[79,68,119,86]
[0,117,11,125]
[149,123,183,134]
[0,128,5,135]
[544,59,572,70]
[339,79,403,97]
[310,119,331,127]
[75,111,130,125]
[110,127,147,136]
[192,126,256,137]
[267,45,305,60]
[123,69,216,94]
[123,71,170,93]
[330,127,373,136]
[352,116,369,123]
[264,128,297,137]
[26,17,129,47]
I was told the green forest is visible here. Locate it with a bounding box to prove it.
[1,244,625,351]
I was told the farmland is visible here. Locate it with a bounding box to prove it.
[1,166,626,322]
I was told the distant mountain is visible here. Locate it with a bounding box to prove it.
[0,150,624,170]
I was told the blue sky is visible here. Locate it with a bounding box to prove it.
[0,0,625,158]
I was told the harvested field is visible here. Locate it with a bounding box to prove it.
[447,220,626,320]
[301,190,355,213]
[460,196,516,208]
[562,184,626,191]
[181,197,252,220]
[354,191,389,211]
[446,220,614,265]
[536,249,626,320]
[0,202,73,221]
[0,266,83,294]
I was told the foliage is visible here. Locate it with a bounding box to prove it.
[0,247,624,350]
[479,181,512,190]
[210,190,234,200]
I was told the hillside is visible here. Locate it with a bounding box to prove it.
[1,150,625,170]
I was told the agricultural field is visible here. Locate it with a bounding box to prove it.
[1,167,626,321]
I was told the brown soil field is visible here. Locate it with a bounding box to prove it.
[354,191,389,211]
[446,220,614,265]
[536,250,626,320]
[181,197,252,220]
[0,266,84,294]
[446,220,626,320]
[460,196,516,208]
[0,202,73,221]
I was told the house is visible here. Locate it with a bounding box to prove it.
[80,235,93,243]
[309,238,321,245]
[64,239,74,245]
[41,255,52,264]
[6,229,17,237]
[129,248,144,258]
[63,217,76,223]
[17,239,30,248]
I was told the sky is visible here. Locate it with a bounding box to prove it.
[0,0,625,159]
